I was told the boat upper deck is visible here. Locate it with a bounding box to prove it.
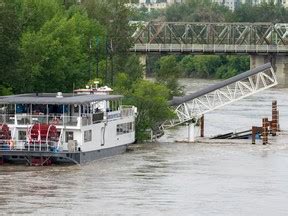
[0,93,135,128]
[0,93,123,105]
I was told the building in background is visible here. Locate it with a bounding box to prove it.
[212,0,288,10]
[128,0,185,11]
[212,0,241,11]
[129,0,287,11]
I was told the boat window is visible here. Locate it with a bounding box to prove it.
[7,104,15,114]
[116,122,134,135]
[65,131,74,142]
[18,131,26,140]
[32,104,47,115]
[73,105,79,114]
[16,104,28,114]
[84,130,92,142]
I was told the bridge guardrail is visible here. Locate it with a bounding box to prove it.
[132,44,288,53]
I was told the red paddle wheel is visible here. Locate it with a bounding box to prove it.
[28,123,59,144]
[0,124,11,155]
[27,123,59,166]
[0,124,11,140]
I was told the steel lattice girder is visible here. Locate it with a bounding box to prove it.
[162,65,277,129]
[133,22,288,46]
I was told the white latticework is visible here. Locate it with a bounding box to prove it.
[162,66,277,129]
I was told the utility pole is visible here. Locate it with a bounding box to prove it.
[89,39,92,81]
[96,36,99,78]
[110,39,114,86]
[105,35,108,85]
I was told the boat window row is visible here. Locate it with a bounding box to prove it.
[116,122,134,135]
[0,100,135,127]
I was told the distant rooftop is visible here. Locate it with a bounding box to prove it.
[0,93,123,105]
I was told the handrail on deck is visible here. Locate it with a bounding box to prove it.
[0,107,136,127]
[0,139,62,152]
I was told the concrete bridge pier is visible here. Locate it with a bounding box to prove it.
[250,55,288,87]
[274,56,288,87]
[139,54,147,79]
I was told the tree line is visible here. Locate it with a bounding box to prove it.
[148,55,250,79]
[133,0,287,80]
[1,0,135,94]
[1,0,176,140]
[133,0,288,22]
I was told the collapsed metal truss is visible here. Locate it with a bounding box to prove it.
[131,22,288,53]
[162,65,277,129]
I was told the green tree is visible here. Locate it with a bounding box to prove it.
[123,54,144,84]
[179,55,196,77]
[192,55,222,78]
[215,56,249,79]
[215,65,237,79]
[17,9,105,93]
[232,2,288,22]
[114,72,131,95]
[114,54,143,95]
[155,55,182,97]
[127,80,174,141]
[165,0,232,22]
[83,0,133,76]
[0,0,22,94]
[20,0,62,32]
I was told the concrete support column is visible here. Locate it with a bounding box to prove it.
[274,56,288,87]
[139,54,147,79]
[187,123,195,142]
[250,55,268,69]
[250,55,288,87]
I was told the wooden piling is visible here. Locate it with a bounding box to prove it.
[252,126,262,144]
[262,118,269,145]
[271,100,277,136]
[200,115,204,137]
[277,110,280,132]
[252,126,256,144]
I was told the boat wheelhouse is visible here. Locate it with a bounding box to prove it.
[0,92,137,165]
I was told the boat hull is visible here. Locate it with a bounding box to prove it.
[0,144,129,166]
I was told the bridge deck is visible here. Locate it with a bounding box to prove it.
[131,22,288,54]
[131,44,288,54]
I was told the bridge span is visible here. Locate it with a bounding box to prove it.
[130,22,288,87]
[131,22,288,53]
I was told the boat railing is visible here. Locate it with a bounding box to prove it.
[0,109,135,127]
[0,140,64,152]
[0,114,16,124]
[0,114,79,127]
[81,114,93,126]
[107,110,121,120]
[47,115,79,126]
[120,106,136,118]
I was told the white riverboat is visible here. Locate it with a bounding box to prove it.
[0,89,137,165]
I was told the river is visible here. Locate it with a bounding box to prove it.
[0,79,287,215]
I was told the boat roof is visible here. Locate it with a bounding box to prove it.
[0,93,123,105]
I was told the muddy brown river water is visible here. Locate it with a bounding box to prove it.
[0,79,287,215]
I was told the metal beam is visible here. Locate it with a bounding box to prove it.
[161,63,277,129]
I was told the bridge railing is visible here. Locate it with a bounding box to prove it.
[131,44,288,53]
